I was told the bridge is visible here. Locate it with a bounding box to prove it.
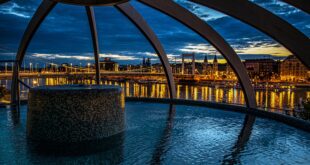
[0,71,237,83]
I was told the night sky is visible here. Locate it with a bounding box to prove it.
[0,0,309,65]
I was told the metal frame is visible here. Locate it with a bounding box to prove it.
[86,6,101,85]
[11,0,57,105]
[0,0,10,4]
[190,0,310,68]
[115,2,176,99]
[10,0,309,109]
[53,0,129,6]
[138,0,257,109]
[11,0,177,104]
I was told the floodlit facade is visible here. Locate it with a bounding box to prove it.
[281,55,309,82]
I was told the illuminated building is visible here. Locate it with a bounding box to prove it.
[141,57,152,72]
[202,55,212,75]
[142,57,151,67]
[99,57,119,72]
[244,59,279,81]
[212,55,218,77]
[280,55,309,82]
[181,53,195,75]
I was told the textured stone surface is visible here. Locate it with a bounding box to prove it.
[27,85,125,143]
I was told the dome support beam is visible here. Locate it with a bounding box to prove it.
[138,0,257,109]
[11,0,57,105]
[190,0,310,68]
[86,6,101,85]
[115,2,176,99]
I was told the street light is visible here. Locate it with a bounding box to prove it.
[29,63,32,73]
[87,63,90,73]
[5,62,7,74]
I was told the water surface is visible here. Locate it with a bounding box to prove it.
[0,102,309,164]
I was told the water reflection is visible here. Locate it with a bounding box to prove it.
[0,78,309,110]
[151,104,176,165]
[1,103,309,164]
[27,133,124,158]
[150,104,257,165]
[7,106,20,127]
[222,115,256,164]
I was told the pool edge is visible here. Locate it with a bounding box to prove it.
[126,97,310,133]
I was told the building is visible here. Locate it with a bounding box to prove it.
[140,57,152,72]
[202,55,212,75]
[181,53,195,75]
[99,58,119,71]
[280,55,309,82]
[243,59,279,81]
[142,57,151,67]
[212,55,218,77]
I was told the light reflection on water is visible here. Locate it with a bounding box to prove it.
[0,78,309,110]
[1,102,309,164]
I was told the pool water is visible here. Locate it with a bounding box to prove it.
[0,102,309,164]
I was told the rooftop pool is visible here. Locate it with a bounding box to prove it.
[0,102,309,164]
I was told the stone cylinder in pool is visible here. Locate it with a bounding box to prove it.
[27,85,125,143]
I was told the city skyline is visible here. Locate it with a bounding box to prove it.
[0,0,309,65]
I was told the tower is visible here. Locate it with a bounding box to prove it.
[146,58,151,67]
[213,55,218,76]
[142,57,147,67]
[203,55,209,74]
[181,53,195,75]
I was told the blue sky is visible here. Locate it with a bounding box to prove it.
[0,0,309,65]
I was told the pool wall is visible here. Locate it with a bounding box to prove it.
[126,97,310,132]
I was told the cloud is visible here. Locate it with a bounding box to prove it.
[179,44,215,54]
[31,52,141,61]
[99,53,139,61]
[0,2,31,18]
[174,0,226,21]
[32,53,93,60]
[178,41,291,58]
[0,0,308,65]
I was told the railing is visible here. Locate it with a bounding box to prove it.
[257,107,310,121]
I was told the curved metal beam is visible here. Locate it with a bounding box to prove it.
[190,0,310,68]
[0,0,11,4]
[115,2,176,99]
[138,0,256,108]
[281,0,310,14]
[11,0,57,104]
[86,6,101,85]
[53,0,128,6]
